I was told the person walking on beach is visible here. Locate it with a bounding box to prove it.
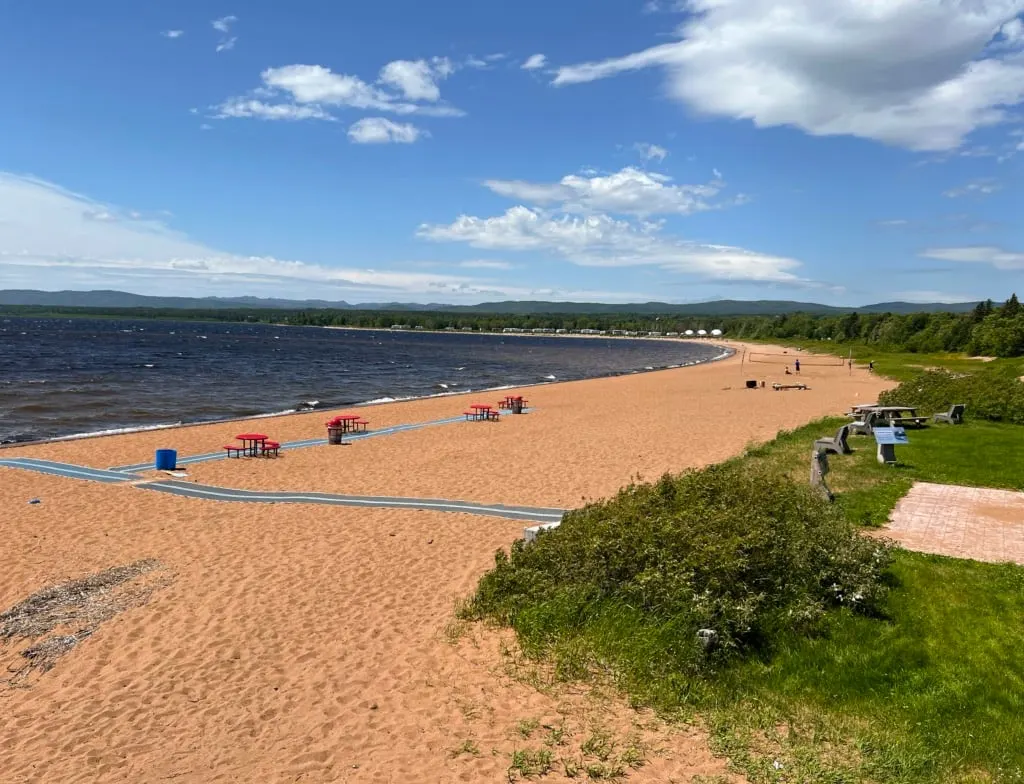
[794,359,801,374]
[868,360,874,372]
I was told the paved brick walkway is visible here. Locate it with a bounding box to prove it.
[882,482,1024,565]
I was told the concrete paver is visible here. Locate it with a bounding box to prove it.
[883,482,1024,565]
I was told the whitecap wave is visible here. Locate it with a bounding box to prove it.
[53,421,184,441]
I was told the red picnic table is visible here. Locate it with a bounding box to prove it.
[325,414,367,433]
[235,433,268,457]
[465,403,499,422]
[498,395,527,413]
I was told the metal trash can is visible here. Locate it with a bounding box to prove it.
[511,399,524,414]
[327,426,344,445]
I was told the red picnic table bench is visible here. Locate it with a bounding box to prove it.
[464,403,500,421]
[224,433,280,458]
[325,414,369,433]
[497,395,528,413]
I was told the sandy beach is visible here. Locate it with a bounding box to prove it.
[1,343,890,782]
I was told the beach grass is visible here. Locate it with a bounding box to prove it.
[467,410,1024,782]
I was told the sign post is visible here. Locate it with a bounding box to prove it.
[872,426,909,465]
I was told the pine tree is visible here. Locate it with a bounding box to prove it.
[1003,294,1020,317]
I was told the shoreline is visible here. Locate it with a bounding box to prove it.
[0,343,734,450]
[2,340,892,782]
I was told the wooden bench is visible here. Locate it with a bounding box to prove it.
[223,444,245,458]
[487,410,501,421]
[464,410,479,421]
[353,419,369,432]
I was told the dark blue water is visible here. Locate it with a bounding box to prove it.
[0,318,728,443]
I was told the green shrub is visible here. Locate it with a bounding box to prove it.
[879,365,1024,424]
[464,461,892,687]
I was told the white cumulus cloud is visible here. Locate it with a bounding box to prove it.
[214,62,465,125]
[483,166,727,217]
[348,117,424,144]
[419,206,801,283]
[521,54,547,70]
[379,58,453,101]
[553,0,1024,151]
[419,162,800,286]
[161,30,184,39]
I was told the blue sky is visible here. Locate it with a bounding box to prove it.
[1,0,1023,306]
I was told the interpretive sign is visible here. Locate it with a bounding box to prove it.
[872,427,908,464]
[873,427,909,445]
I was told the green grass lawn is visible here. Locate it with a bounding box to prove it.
[703,553,1024,784]
[744,418,1024,527]
[698,419,1024,783]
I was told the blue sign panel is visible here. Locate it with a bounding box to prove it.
[873,427,909,445]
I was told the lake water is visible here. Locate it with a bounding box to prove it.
[0,318,728,443]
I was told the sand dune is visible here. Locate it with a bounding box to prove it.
[0,343,889,782]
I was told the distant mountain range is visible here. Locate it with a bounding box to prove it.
[0,289,981,316]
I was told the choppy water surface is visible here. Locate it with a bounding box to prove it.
[0,318,727,443]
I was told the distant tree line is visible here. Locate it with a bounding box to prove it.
[723,296,1022,357]
[3,294,1022,356]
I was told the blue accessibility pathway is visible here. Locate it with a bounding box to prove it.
[108,413,500,473]
[142,481,565,524]
[0,457,142,483]
[1,436,565,524]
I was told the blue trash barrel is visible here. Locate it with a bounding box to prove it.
[155,449,177,471]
